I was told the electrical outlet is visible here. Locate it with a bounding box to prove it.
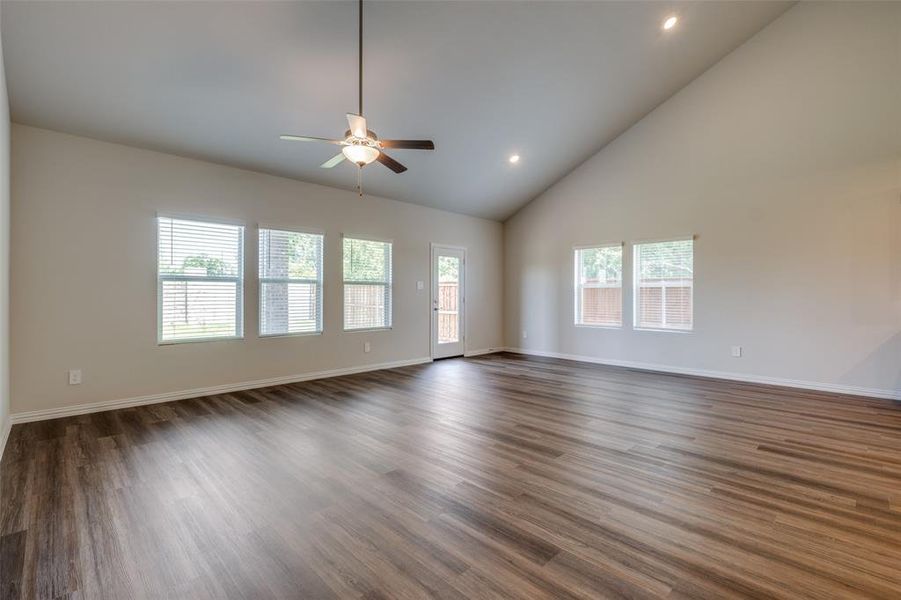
[68,369,82,385]
[522,330,528,339]
[364,341,371,353]
[731,346,742,358]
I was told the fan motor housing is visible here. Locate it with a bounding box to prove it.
[345,129,378,142]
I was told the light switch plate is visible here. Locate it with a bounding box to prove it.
[416,280,424,290]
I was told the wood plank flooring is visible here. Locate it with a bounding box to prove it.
[2,352,901,599]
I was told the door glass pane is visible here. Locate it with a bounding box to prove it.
[438,256,460,344]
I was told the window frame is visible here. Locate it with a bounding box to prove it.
[156,214,245,345]
[342,234,393,332]
[573,242,624,329]
[632,235,694,333]
[258,225,325,338]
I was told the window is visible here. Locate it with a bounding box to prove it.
[343,237,392,330]
[158,216,244,342]
[633,238,693,331]
[574,244,623,327]
[259,228,324,336]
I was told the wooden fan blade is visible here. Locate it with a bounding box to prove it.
[346,113,368,138]
[380,140,435,150]
[376,152,407,173]
[280,135,344,144]
[320,153,347,168]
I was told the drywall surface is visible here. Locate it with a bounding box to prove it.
[11,125,503,414]
[0,6,10,440]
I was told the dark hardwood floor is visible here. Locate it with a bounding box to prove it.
[2,353,901,599]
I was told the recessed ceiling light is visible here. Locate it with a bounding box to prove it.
[663,16,678,30]
[509,154,521,164]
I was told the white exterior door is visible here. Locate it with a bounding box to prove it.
[431,245,465,359]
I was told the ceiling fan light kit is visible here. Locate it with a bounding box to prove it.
[342,141,379,166]
[279,0,435,196]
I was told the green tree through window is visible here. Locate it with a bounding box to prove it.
[344,238,389,282]
[580,246,622,284]
[181,256,229,276]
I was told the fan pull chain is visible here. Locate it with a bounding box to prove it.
[357,165,363,198]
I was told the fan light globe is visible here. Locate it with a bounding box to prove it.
[343,144,380,165]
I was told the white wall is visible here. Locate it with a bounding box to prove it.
[504,2,900,398]
[10,125,503,415]
[0,6,10,442]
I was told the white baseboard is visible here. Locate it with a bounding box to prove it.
[9,356,433,425]
[504,347,900,401]
[0,418,11,462]
[9,348,896,426]
[463,348,504,357]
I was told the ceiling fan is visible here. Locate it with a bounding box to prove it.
[279,0,434,192]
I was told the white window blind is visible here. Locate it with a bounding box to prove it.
[633,238,693,331]
[259,228,324,336]
[158,216,244,342]
[343,237,392,330]
[574,244,623,327]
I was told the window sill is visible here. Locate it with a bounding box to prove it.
[259,331,323,339]
[158,335,244,346]
[343,326,393,333]
[574,324,623,330]
[633,327,693,334]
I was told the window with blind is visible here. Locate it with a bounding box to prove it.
[343,237,392,330]
[633,238,693,331]
[158,216,244,343]
[259,228,324,336]
[574,244,623,327]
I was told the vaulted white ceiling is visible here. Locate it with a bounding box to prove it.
[3,1,791,220]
